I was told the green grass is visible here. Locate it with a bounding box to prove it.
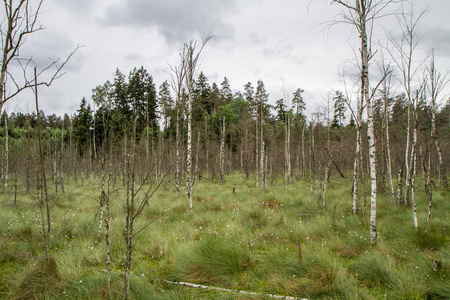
[0,173,449,299]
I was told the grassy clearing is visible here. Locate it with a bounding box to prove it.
[0,173,449,299]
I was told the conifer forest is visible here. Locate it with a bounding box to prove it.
[0,0,449,299]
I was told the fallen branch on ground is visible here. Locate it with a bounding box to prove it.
[163,280,306,299]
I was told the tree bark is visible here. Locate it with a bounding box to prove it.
[220,116,226,184]
[385,97,395,205]
[403,103,411,205]
[3,110,8,190]
[176,103,181,192]
[186,89,193,212]
[35,68,50,235]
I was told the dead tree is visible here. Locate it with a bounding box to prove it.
[427,50,448,188]
[181,34,213,213]
[0,0,79,112]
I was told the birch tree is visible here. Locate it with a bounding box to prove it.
[427,50,448,189]
[378,61,396,205]
[255,80,268,190]
[331,0,396,245]
[3,110,8,190]
[387,2,427,207]
[169,57,186,192]
[182,35,212,213]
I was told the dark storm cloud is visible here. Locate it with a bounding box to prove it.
[100,0,237,43]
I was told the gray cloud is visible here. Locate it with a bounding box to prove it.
[100,0,237,43]
[421,25,450,54]
[48,0,96,16]
[19,29,83,73]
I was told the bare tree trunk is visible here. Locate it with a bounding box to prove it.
[186,92,193,212]
[287,118,291,184]
[245,119,249,178]
[97,177,104,237]
[385,101,395,205]
[323,154,331,208]
[60,122,65,194]
[194,131,200,186]
[360,11,377,245]
[411,99,419,230]
[264,145,268,188]
[323,110,331,208]
[104,170,112,291]
[26,118,30,193]
[255,118,259,187]
[396,164,403,205]
[284,118,291,187]
[182,37,211,212]
[205,117,209,176]
[35,69,50,235]
[403,104,411,206]
[428,51,448,188]
[301,125,305,179]
[176,105,180,191]
[309,123,314,192]
[3,110,8,190]
[411,130,418,230]
[123,120,137,300]
[220,116,226,184]
[352,126,361,215]
[425,146,432,234]
[240,142,244,175]
[260,107,265,190]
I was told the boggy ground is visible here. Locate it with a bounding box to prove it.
[0,173,448,299]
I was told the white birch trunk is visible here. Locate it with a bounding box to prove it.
[360,9,377,245]
[403,103,411,206]
[60,123,65,194]
[3,111,8,190]
[411,124,418,230]
[352,127,361,214]
[385,102,395,205]
[260,104,264,189]
[285,121,289,188]
[323,154,331,208]
[104,172,111,289]
[309,123,314,192]
[425,146,432,234]
[287,118,291,184]
[432,113,447,188]
[186,91,193,213]
[205,118,209,175]
[323,115,331,208]
[175,105,180,191]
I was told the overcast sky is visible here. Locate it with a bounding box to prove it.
[5,0,450,119]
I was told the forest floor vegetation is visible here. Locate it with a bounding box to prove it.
[0,173,448,299]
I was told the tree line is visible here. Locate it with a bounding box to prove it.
[1,64,449,193]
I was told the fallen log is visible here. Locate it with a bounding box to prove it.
[163,280,306,300]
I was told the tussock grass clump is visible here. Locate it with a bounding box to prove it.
[174,237,251,284]
[348,251,395,288]
[13,257,61,300]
